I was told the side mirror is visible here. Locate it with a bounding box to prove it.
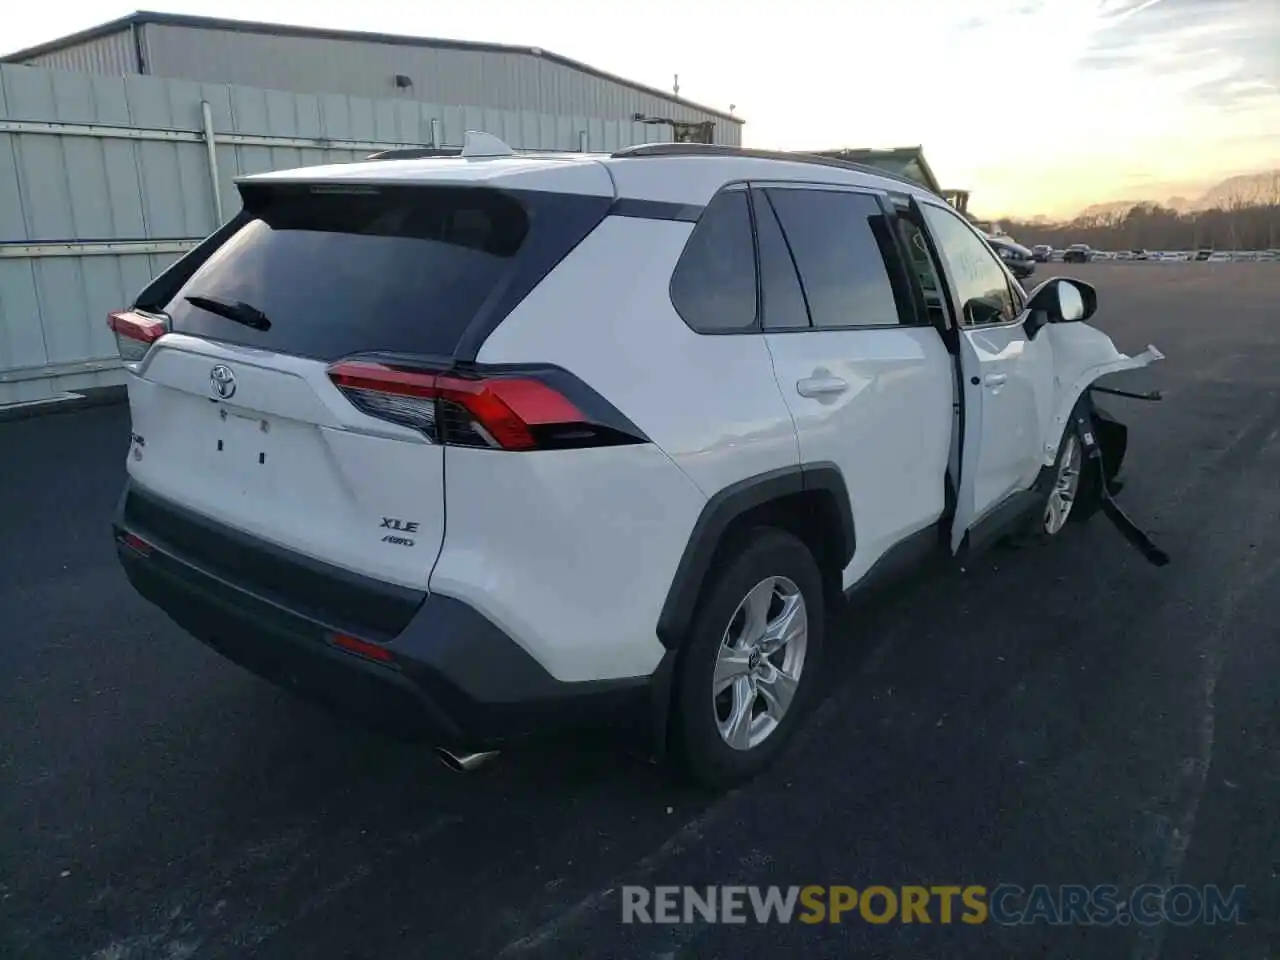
[1024,277,1097,337]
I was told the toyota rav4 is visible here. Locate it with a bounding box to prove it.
[110,134,1163,788]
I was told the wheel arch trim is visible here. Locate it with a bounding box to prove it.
[655,462,855,650]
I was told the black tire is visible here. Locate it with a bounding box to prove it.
[670,527,825,790]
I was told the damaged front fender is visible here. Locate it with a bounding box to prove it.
[1042,320,1164,468]
[1047,321,1171,566]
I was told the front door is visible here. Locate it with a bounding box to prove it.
[912,200,1055,552]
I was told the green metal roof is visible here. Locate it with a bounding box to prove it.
[805,146,941,193]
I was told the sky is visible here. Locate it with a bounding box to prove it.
[4,0,1279,218]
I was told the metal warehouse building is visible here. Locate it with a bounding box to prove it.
[0,13,742,406]
[3,11,742,146]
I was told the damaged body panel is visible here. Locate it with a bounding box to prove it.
[1074,393,1171,566]
[943,263,1166,559]
[1037,331,1170,565]
[1041,322,1165,468]
[1042,322,1169,563]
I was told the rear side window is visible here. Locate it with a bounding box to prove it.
[669,190,758,333]
[764,189,913,329]
[162,184,610,361]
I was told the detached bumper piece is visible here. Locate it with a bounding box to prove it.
[1090,384,1164,403]
[1074,399,1170,567]
[113,482,650,747]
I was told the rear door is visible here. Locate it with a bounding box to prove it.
[757,184,954,588]
[125,181,606,592]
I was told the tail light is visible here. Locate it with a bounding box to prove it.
[107,310,168,363]
[326,359,647,451]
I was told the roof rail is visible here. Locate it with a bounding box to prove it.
[609,143,935,194]
[366,147,463,161]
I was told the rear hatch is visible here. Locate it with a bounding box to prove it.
[123,170,613,628]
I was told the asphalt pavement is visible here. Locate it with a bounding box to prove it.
[2,264,1278,959]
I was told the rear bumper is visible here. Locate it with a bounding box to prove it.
[114,481,654,748]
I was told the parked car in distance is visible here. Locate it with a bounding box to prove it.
[1208,251,1232,263]
[1129,249,1149,261]
[988,235,1037,280]
[107,136,1163,788]
[1194,249,1213,261]
[1031,244,1053,263]
[1063,243,1094,263]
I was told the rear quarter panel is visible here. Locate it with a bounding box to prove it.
[429,444,706,682]
[476,215,800,496]
[459,214,804,680]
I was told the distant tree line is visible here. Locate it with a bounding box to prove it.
[999,200,1280,252]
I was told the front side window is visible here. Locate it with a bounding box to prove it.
[919,203,1018,326]
[669,190,758,333]
[763,188,912,329]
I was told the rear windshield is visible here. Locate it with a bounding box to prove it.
[162,183,606,361]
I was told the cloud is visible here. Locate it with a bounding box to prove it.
[950,0,1280,215]
[1107,0,1170,23]
[1082,0,1280,101]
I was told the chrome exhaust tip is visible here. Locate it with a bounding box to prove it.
[434,747,500,773]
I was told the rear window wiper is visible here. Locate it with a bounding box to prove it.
[185,294,272,331]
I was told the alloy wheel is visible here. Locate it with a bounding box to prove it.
[1044,434,1083,534]
[712,576,809,751]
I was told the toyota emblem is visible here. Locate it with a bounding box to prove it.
[210,364,237,400]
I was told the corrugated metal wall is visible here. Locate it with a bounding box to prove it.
[0,63,680,403]
[140,24,740,144]
[12,28,140,75]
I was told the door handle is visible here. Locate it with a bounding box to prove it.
[796,375,849,399]
[983,373,1008,387]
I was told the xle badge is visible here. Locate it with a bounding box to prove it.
[381,517,418,547]
[381,517,419,533]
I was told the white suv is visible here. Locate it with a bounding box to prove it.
[110,134,1162,787]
